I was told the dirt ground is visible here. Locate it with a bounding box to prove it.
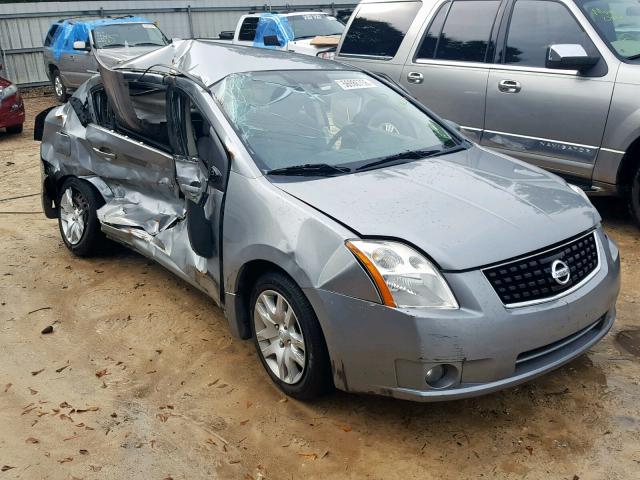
[1,95,639,480]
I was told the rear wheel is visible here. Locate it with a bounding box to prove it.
[52,69,67,103]
[630,166,640,228]
[250,272,333,400]
[57,178,106,257]
[5,124,23,134]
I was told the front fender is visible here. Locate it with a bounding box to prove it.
[222,172,380,338]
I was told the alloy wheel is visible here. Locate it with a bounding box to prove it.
[54,76,63,98]
[254,290,306,384]
[59,187,88,245]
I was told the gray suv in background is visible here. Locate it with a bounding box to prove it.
[335,0,640,226]
[43,17,169,102]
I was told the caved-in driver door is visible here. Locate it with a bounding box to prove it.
[167,83,229,303]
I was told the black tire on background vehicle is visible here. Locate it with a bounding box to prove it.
[5,125,23,134]
[57,177,107,257]
[51,69,68,103]
[250,271,333,400]
[630,166,640,228]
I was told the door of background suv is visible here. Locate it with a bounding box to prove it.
[401,0,505,142]
[482,0,615,180]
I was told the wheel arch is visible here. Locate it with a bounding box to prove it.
[227,258,308,340]
[54,175,111,207]
[617,136,640,189]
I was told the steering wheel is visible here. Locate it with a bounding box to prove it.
[327,124,363,150]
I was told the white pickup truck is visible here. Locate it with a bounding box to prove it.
[220,12,344,57]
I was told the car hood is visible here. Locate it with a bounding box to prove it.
[95,45,165,67]
[272,146,600,271]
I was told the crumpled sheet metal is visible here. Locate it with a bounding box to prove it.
[101,215,211,295]
[116,39,343,89]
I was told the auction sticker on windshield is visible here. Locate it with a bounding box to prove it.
[334,78,377,90]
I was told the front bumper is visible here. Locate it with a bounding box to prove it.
[0,96,25,129]
[305,228,620,401]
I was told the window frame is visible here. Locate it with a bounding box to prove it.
[338,1,422,60]
[44,24,60,47]
[238,17,260,42]
[496,0,607,75]
[88,82,173,153]
[412,0,507,65]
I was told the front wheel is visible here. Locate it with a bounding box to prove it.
[250,272,333,400]
[630,166,640,228]
[52,69,68,103]
[57,178,106,257]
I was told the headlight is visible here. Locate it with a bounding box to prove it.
[0,84,18,100]
[569,183,591,203]
[345,240,459,309]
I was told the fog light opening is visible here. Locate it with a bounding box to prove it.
[425,364,458,389]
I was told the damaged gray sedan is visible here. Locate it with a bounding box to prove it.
[36,40,620,401]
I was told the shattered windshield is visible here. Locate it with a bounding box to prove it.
[210,70,460,174]
[93,23,168,49]
[288,14,345,39]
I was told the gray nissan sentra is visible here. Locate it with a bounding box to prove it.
[36,40,620,401]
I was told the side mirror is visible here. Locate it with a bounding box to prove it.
[73,40,90,51]
[546,44,598,72]
[263,35,282,47]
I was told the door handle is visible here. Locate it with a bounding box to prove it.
[92,146,117,159]
[407,71,424,84]
[498,80,521,93]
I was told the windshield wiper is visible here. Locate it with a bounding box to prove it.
[132,42,165,47]
[627,53,640,61]
[267,163,351,176]
[101,43,127,49]
[355,145,467,172]
[355,149,441,172]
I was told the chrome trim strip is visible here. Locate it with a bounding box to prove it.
[516,317,602,364]
[482,231,601,309]
[413,58,580,75]
[483,129,600,150]
[460,125,482,132]
[600,147,625,155]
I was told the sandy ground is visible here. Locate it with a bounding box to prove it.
[0,95,639,480]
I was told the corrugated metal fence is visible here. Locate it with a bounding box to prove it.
[0,0,356,86]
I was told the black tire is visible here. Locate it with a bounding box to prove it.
[57,178,107,257]
[51,69,68,103]
[249,271,333,400]
[630,166,640,228]
[5,124,23,134]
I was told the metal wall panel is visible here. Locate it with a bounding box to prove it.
[0,1,356,85]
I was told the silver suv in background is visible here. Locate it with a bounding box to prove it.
[43,17,169,102]
[335,0,640,226]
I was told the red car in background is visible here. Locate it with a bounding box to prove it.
[0,68,25,134]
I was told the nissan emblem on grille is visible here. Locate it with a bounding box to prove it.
[551,260,571,285]
[482,232,599,306]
